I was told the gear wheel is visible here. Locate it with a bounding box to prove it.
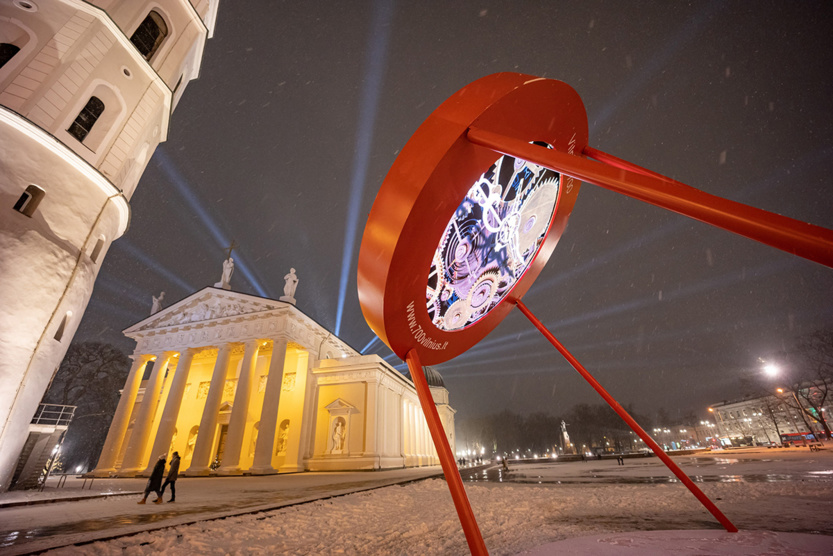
[517,174,559,257]
[468,270,500,316]
[444,299,472,331]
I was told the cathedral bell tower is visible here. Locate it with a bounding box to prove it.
[0,0,219,491]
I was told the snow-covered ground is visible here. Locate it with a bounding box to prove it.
[2,448,830,555]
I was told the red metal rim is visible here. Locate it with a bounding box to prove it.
[358,73,588,364]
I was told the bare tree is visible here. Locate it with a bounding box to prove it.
[783,330,833,440]
[760,395,784,445]
[42,342,130,471]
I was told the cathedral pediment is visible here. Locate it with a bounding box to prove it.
[125,288,285,334]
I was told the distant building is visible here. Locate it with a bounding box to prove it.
[91,288,454,477]
[708,387,832,446]
[0,0,219,491]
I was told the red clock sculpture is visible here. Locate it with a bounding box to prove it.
[358,73,833,555]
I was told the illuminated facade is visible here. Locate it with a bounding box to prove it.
[709,389,832,446]
[92,288,453,477]
[0,0,218,491]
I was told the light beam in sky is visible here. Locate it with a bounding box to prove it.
[93,272,151,307]
[449,257,795,367]
[361,335,381,354]
[115,238,195,292]
[334,0,395,336]
[589,0,721,135]
[154,148,270,297]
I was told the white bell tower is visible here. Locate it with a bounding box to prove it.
[0,0,219,491]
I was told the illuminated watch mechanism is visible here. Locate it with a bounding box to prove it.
[428,148,560,331]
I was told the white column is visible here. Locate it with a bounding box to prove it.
[408,403,415,464]
[250,338,288,474]
[365,379,378,459]
[143,348,199,473]
[379,385,387,457]
[185,343,232,476]
[397,391,404,459]
[91,354,152,476]
[402,403,409,461]
[119,352,175,475]
[217,340,260,475]
[419,409,427,465]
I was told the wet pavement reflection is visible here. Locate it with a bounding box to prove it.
[460,462,833,485]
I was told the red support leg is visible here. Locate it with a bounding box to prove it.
[515,300,739,533]
[405,349,489,555]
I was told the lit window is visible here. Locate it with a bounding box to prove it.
[13,184,45,217]
[130,11,168,61]
[0,43,20,68]
[67,96,104,142]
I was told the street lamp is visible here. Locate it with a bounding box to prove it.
[763,363,779,378]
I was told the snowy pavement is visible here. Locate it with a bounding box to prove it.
[2,448,832,555]
[0,466,443,555]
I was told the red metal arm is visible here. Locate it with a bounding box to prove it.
[467,127,833,268]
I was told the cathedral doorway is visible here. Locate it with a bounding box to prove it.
[214,425,229,466]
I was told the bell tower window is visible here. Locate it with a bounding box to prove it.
[0,43,20,68]
[130,11,168,61]
[67,96,104,143]
[13,184,45,217]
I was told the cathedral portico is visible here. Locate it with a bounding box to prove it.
[92,353,154,476]
[117,350,176,475]
[185,342,233,476]
[216,339,260,475]
[92,287,455,478]
[142,347,199,475]
[249,338,289,475]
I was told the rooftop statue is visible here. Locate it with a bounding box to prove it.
[151,291,165,315]
[214,257,234,290]
[281,268,298,304]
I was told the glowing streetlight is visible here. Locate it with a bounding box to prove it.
[763,363,779,377]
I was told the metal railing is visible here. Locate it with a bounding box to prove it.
[30,404,76,427]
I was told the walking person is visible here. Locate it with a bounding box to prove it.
[138,454,166,504]
[160,451,180,503]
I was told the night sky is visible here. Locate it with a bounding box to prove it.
[75,1,833,423]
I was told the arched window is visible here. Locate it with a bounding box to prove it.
[130,11,168,61]
[0,43,20,68]
[67,96,104,143]
[13,184,45,217]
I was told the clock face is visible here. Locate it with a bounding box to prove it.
[427,151,560,331]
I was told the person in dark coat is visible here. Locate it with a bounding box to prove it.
[160,451,180,503]
[138,454,166,504]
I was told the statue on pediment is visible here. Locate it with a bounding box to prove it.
[215,257,234,290]
[281,268,298,304]
[151,291,165,315]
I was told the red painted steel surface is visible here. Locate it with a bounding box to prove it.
[515,300,739,533]
[468,128,833,268]
[351,72,833,546]
[357,73,587,365]
[406,350,489,555]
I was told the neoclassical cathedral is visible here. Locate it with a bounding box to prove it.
[0,0,218,490]
[92,282,455,477]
